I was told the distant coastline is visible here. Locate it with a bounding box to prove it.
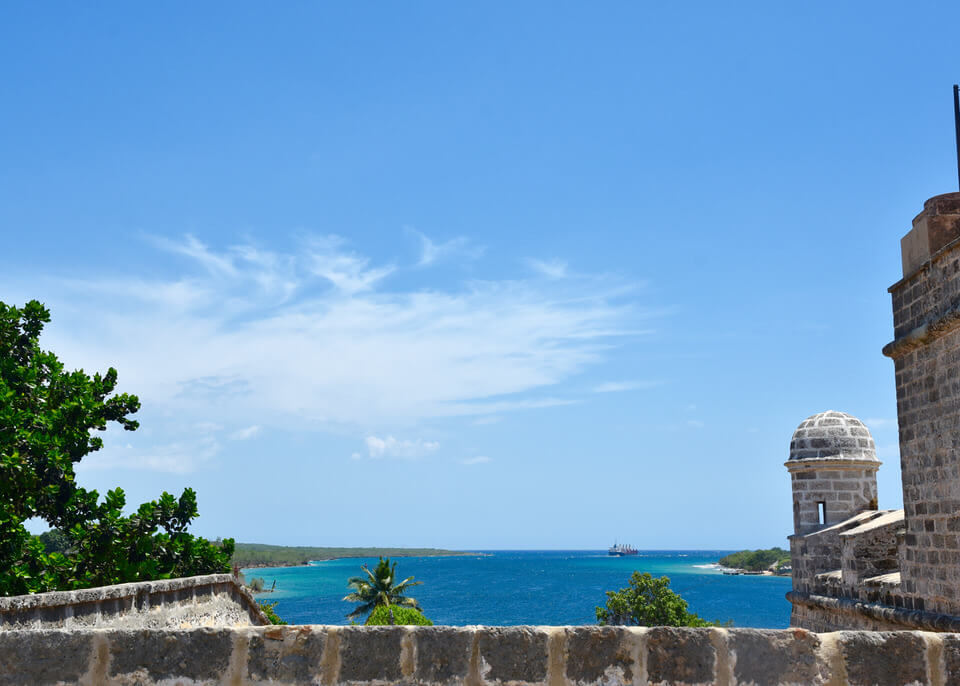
[716,548,791,577]
[233,543,480,569]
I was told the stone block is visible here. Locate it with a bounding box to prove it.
[729,629,822,685]
[565,626,636,685]
[645,627,715,685]
[108,628,234,682]
[0,630,95,685]
[413,626,474,684]
[338,626,404,683]
[476,626,548,684]
[247,625,326,682]
[838,631,926,686]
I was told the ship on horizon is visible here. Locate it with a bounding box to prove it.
[607,542,638,556]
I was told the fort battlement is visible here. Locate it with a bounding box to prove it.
[3,624,959,686]
[786,192,960,633]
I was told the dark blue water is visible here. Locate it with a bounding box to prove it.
[243,550,791,628]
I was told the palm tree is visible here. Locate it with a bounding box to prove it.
[343,557,422,623]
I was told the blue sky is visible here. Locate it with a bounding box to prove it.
[2,2,957,549]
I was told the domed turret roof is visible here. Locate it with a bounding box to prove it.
[788,411,877,461]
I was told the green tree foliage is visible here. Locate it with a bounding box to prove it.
[365,605,433,626]
[596,571,719,627]
[0,300,234,595]
[37,529,71,554]
[718,547,790,572]
[258,601,288,625]
[231,543,467,567]
[343,557,422,622]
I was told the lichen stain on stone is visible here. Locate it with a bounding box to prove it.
[400,629,415,678]
[708,628,731,686]
[816,632,846,686]
[922,632,945,686]
[546,628,568,686]
[79,633,109,686]
[319,627,341,686]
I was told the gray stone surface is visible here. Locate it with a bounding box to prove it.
[789,411,878,462]
[564,626,635,684]
[247,625,327,682]
[338,625,405,683]
[645,627,715,685]
[476,627,548,684]
[414,626,473,684]
[728,628,822,685]
[838,631,927,686]
[0,574,268,630]
[0,630,94,685]
[108,628,234,682]
[0,626,952,685]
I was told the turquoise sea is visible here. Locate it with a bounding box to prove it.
[243,550,791,628]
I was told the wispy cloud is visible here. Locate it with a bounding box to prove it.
[592,380,657,393]
[33,232,647,469]
[229,425,261,440]
[526,258,568,279]
[42,234,641,426]
[865,418,895,429]
[355,435,440,460]
[303,235,394,294]
[81,431,221,474]
[460,455,492,465]
[407,228,484,266]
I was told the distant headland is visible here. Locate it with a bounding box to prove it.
[233,543,479,569]
[717,548,791,576]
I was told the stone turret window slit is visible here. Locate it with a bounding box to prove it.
[818,501,827,526]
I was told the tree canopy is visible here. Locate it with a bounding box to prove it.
[0,299,233,595]
[596,571,720,627]
[718,547,790,572]
[343,557,422,622]
[365,605,433,626]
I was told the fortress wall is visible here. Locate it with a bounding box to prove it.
[885,193,960,617]
[1,625,957,686]
[0,574,268,630]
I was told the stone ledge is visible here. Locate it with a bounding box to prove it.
[0,574,269,629]
[0,625,952,686]
[788,590,960,632]
[882,301,960,359]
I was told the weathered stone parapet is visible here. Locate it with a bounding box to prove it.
[0,625,956,685]
[0,574,269,630]
[788,591,960,633]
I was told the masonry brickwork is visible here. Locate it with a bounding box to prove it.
[2,625,958,686]
[787,192,960,632]
[0,574,268,630]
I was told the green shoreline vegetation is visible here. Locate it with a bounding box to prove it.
[233,543,476,568]
[718,547,791,574]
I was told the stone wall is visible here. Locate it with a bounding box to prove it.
[1,625,958,686]
[0,574,268,630]
[884,192,960,617]
[788,462,879,536]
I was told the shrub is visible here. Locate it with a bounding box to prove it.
[258,600,287,625]
[365,605,433,626]
[596,571,721,627]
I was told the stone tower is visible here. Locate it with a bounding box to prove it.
[883,192,960,616]
[787,411,879,535]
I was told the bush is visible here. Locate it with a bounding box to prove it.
[365,605,433,626]
[248,577,265,592]
[596,571,721,627]
[258,601,287,625]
